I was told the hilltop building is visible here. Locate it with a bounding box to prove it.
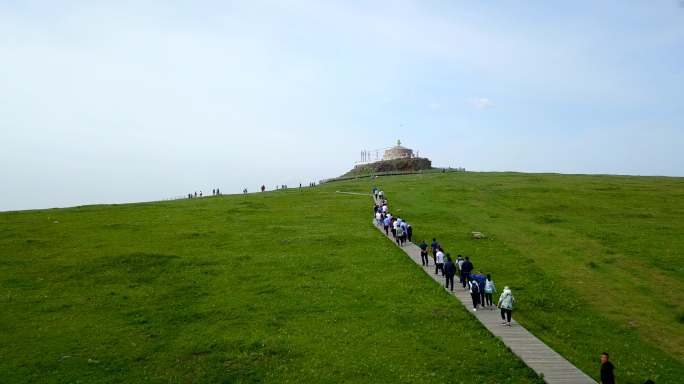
[382,140,414,160]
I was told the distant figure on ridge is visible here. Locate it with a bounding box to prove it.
[261,185,266,192]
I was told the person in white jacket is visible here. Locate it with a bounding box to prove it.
[498,286,516,326]
[484,274,497,309]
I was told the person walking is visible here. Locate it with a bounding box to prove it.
[418,240,429,266]
[383,216,391,235]
[472,271,487,306]
[469,277,481,311]
[375,210,382,226]
[444,254,456,291]
[461,256,473,288]
[600,352,616,384]
[400,221,408,245]
[456,255,465,285]
[484,274,497,309]
[395,225,405,247]
[430,238,439,258]
[498,286,516,326]
[435,248,445,276]
[406,223,413,243]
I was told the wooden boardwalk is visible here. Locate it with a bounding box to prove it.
[372,197,596,384]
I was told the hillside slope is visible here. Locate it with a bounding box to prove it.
[332,172,684,383]
[0,187,540,383]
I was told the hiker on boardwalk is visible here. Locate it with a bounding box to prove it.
[399,220,408,245]
[406,223,413,242]
[430,238,439,259]
[484,274,497,308]
[395,224,405,247]
[600,353,616,384]
[472,271,487,307]
[391,218,398,238]
[460,256,474,288]
[469,277,481,311]
[383,216,391,235]
[444,254,456,291]
[375,210,382,226]
[378,190,384,200]
[418,240,429,266]
[435,248,445,276]
[498,286,515,326]
[456,255,465,284]
[382,203,388,213]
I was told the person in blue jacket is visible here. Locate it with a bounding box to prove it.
[471,272,487,307]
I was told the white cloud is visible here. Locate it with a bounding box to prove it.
[471,98,493,109]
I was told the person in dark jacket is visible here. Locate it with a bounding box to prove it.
[430,238,439,258]
[460,257,473,288]
[471,272,487,306]
[406,224,413,243]
[443,254,456,291]
[418,240,429,266]
[600,352,615,384]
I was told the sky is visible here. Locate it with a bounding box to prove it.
[1,0,683,211]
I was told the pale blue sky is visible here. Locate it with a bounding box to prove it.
[1,1,683,211]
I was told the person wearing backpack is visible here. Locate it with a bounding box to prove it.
[484,274,497,309]
[469,278,481,311]
[471,272,487,306]
[395,225,405,247]
[443,254,456,291]
[498,286,516,326]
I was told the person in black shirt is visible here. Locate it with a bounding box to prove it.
[418,240,429,266]
[600,352,615,384]
[443,254,456,291]
[460,257,473,288]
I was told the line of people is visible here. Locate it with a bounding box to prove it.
[373,199,413,247]
[371,187,516,327]
[371,188,644,383]
[187,188,221,199]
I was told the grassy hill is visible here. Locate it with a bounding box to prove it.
[333,172,684,383]
[2,172,683,383]
[0,186,540,383]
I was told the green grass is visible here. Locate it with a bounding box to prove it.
[0,187,542,383]
[334,172,684,383]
